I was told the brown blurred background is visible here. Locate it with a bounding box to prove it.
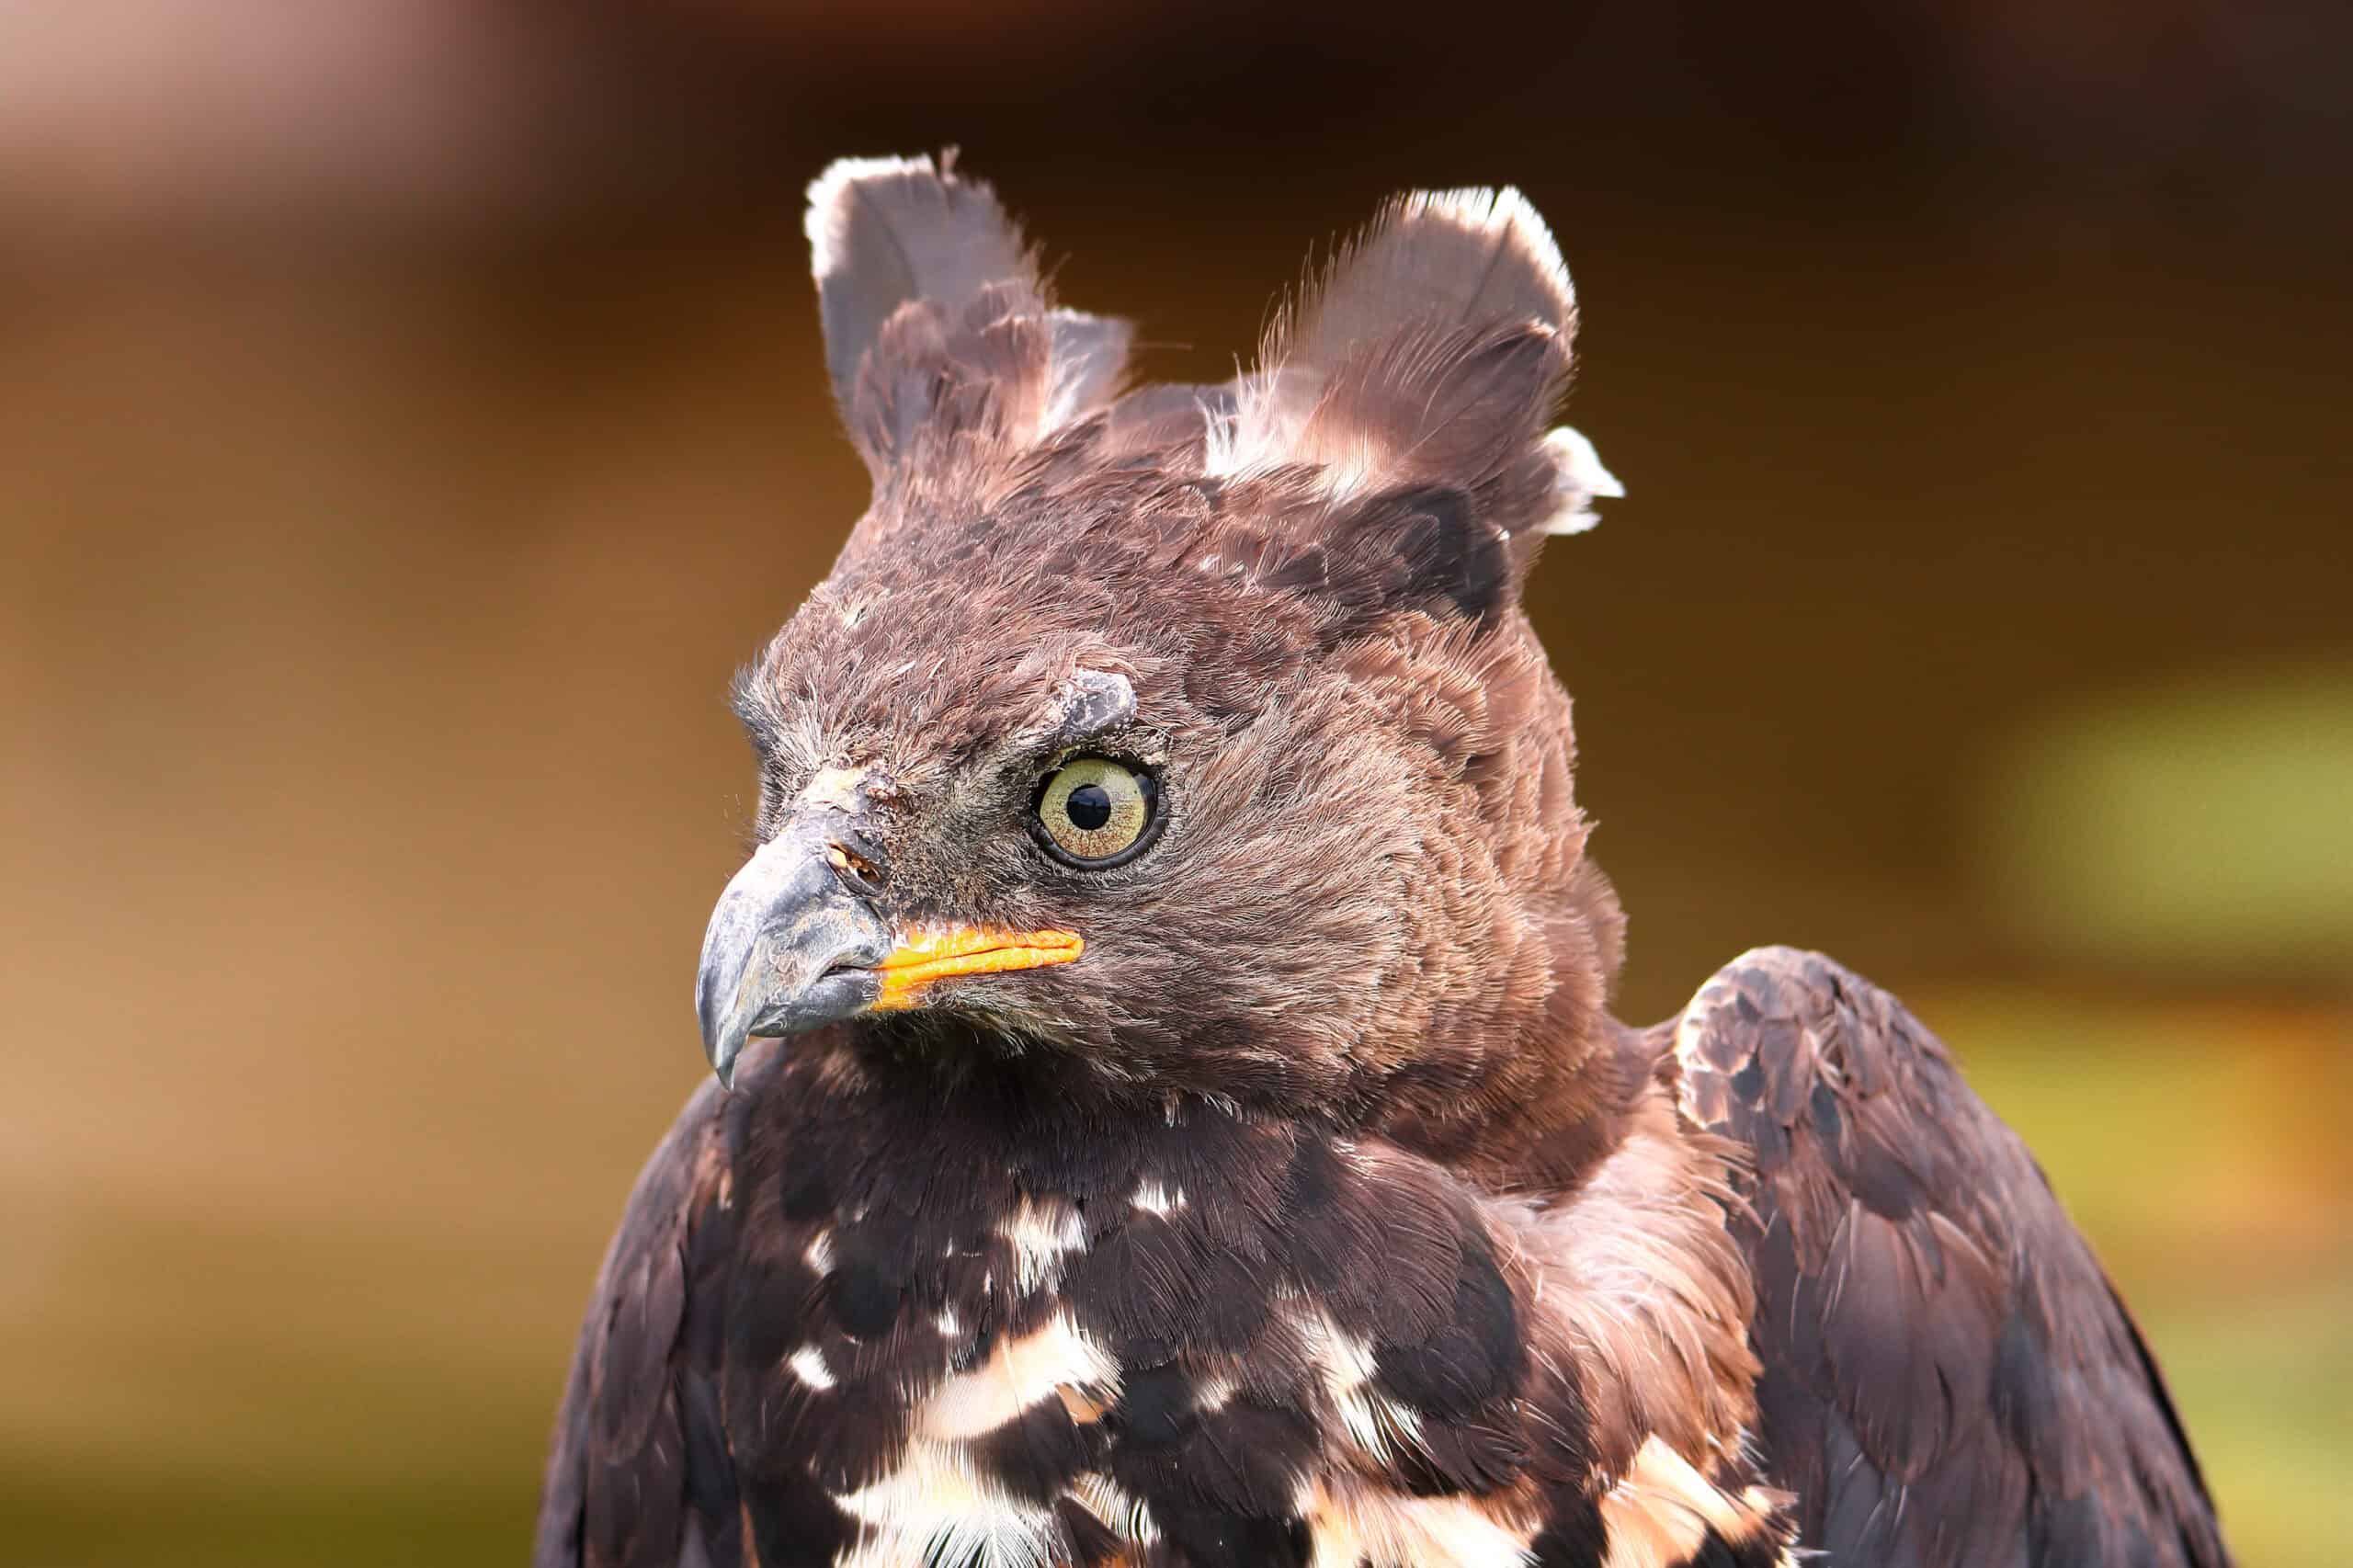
[3,2,2348,1563]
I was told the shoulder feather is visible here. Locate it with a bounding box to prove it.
[1668,946,2230,1568]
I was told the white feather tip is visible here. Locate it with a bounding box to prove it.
[1400,185,1574,316]
[803,153,938,280]
[1540,426,1623,536]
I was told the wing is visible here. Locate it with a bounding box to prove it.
[1666,947,2230,1568]
[535,1074,744,1568]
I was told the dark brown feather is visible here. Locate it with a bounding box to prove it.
[537,1071,742,1568]
[1665,947,2230,1568]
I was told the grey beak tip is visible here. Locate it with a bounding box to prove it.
[695,824,894,1088]
[695,967,740,1088]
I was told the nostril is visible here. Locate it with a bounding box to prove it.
[824,839,886,894]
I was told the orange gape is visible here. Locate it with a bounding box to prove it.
[871,926,1084,1010]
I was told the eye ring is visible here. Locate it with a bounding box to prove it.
[1029,756,1165,869]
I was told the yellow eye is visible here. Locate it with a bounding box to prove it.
[1033,757,1161,867]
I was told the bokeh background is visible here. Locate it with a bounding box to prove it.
[4,3,2347,1563]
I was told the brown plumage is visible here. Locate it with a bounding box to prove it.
[534,153,2231,1568]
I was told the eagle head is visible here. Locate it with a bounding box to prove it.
[699,154,1626,1145]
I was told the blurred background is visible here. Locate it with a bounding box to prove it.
[3,2,2347,1562]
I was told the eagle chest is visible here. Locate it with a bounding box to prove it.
[713,1083,1538,1567]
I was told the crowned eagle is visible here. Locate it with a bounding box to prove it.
[534,155,2231,1568]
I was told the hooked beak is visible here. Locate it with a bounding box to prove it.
[694,824,1085,1088]
[695,825,890,1088]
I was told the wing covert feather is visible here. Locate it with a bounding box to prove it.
[1668,946,2229,1568]
[536,1077,742,1568]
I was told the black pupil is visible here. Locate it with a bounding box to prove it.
[1064,782,1114,831]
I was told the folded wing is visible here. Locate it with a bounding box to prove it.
[1667,946,2230,1568]
[536,1078,741,1568]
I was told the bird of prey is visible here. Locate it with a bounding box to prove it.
[535,153,2233,1568]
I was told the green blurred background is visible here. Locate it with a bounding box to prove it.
[3,3,2347,1563]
